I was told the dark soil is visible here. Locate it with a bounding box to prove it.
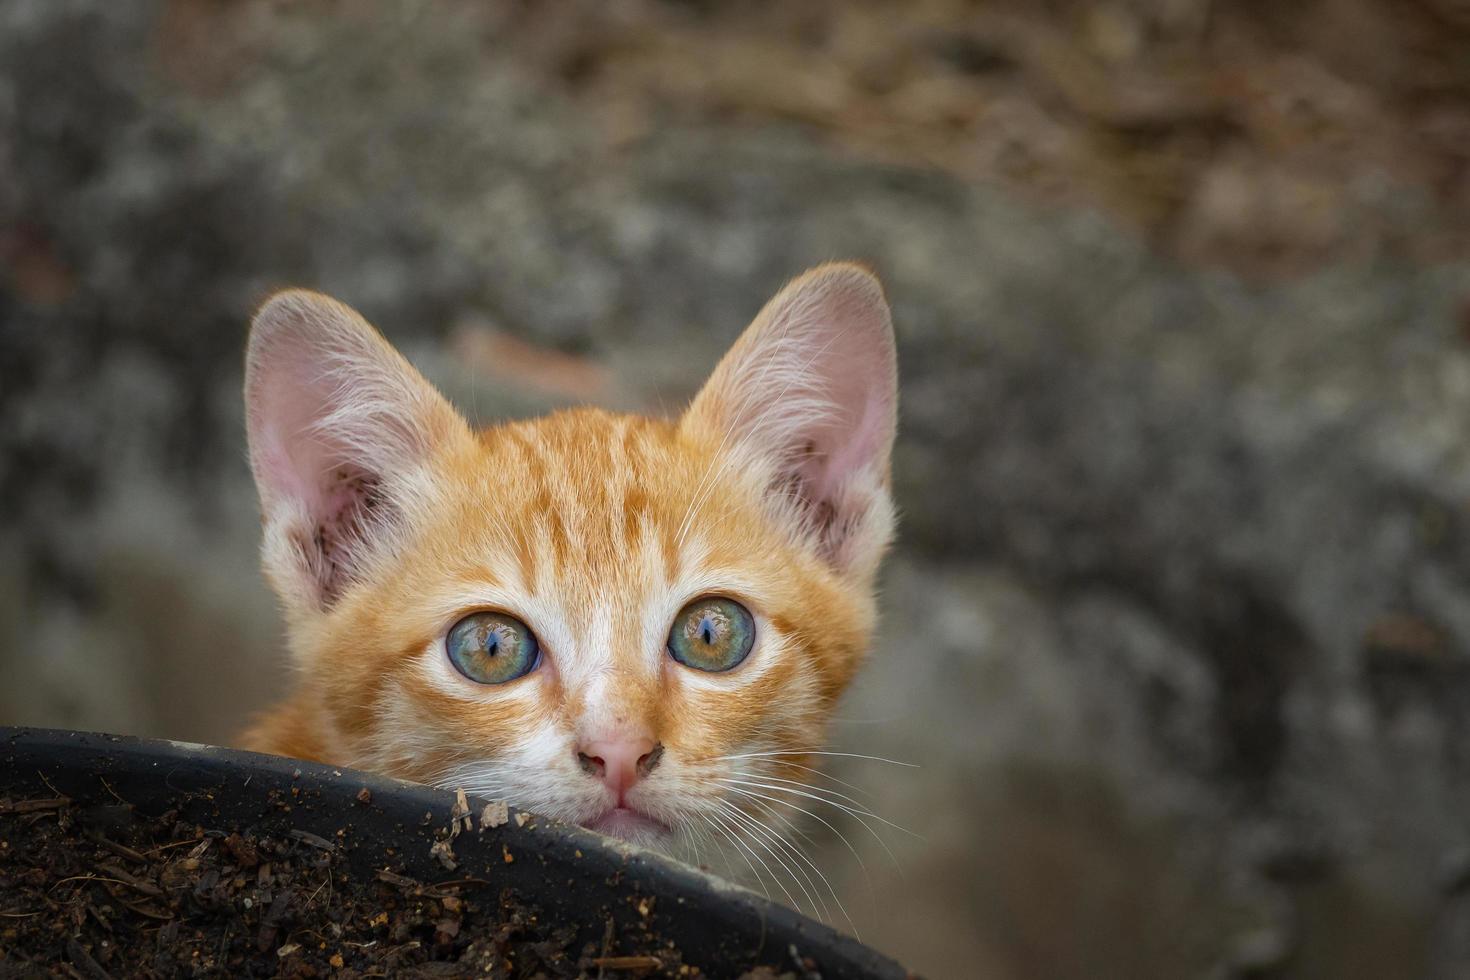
[0,786,826,980]
[0,793,701,979]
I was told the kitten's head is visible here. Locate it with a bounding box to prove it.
[245,264,897,850]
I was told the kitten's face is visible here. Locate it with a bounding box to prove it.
[245,265,896,852]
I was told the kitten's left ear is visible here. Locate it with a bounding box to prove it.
[682,263,898,578]
[245,290,472,614]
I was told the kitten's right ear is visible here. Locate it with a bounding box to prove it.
[682,264,898,579]
[245,290,470,614]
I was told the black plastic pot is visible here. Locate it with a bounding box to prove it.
[1,727,910,978]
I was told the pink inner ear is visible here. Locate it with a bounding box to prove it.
[763,270,897,506]
[797,327,896,503]
[245,289,464,606]
[250,345,387,605]
[250,341,343,518]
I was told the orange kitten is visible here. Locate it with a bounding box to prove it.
[239,264,897,852]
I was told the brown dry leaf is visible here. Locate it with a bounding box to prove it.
[449,789,472,838]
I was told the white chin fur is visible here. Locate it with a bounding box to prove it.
[581,808,675,850]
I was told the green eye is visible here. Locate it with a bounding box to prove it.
[447,612,540,685]
[668,597,755,673]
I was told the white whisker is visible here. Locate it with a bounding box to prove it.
[715,749,919,768]
[711,806,805,916]
[720,776,921,840]
[722,797,858,937]
[696,812,742,883]
[718,779,907,877]
[718,781,874,890]
[707,807,780,905]
[726,773,901,826]
[735,757,879,800]
[716,799,825,921]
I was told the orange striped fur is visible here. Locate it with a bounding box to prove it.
[240,264,897,852]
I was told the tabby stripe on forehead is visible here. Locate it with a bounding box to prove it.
[511,519,538,596]
[484,426,540,590]
[622,483,651,551]
[659,498,683,581]
[537,487,571,569]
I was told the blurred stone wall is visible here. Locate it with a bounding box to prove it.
[5,3,1470,977]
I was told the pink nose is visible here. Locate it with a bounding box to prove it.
[577,738,662,804]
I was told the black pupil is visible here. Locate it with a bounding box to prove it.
[700,617,716,645]
[486,632,501,656]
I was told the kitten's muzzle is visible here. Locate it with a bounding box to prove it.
[577,738,662,807]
